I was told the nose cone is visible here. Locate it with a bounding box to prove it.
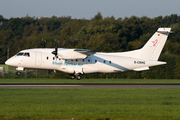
[5,59,12,66]
[5,57,18,66]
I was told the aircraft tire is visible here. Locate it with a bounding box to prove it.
[16,71,21,76]
[70,75,75,79]
[76,75,81,80]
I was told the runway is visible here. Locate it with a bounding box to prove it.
[1,83,180,88]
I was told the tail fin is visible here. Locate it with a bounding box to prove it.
[113,28,171,60]
[140,28,171,60]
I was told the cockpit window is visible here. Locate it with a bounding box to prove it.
[16,52,30,57]
[16,52,24,56]
[24,52,30,57]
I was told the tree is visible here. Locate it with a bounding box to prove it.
[93,12,103,21]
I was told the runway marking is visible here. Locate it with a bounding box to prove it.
[0,85,81,88]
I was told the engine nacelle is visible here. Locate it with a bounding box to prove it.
[58,49,87,59]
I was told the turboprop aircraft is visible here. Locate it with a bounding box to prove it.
[5,28,171,80]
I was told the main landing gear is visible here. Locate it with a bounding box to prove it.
[70,74,81,80]
[76,74,81,80]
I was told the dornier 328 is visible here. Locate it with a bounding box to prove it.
[5,28,171,80]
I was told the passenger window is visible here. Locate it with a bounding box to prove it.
[109,61,111,64]
[88,59,90,62]
[95,60,97,63]
[104,60,106,63]
[82,59,85,62]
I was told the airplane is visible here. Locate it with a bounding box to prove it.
[5,28,171,80]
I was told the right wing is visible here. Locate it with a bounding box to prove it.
[57,49,99,59]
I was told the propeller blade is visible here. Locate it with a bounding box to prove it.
[44,40,46,48]
[42,39,46,48]
[52,39,58,56]
[42,39,44,48]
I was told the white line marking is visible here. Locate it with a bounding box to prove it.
[0,85,81,87]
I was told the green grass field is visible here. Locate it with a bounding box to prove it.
[0,78,180,84]
[0,88,180,120]
[0,79,180,120]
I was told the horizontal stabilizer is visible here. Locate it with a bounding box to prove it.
[157,28,171,33]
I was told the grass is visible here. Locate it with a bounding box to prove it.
[0,78,180,84]
[0,88,180,120]
[0,64,15,72]
[0,64,8,72]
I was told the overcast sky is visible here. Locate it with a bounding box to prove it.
[1,0,180,19]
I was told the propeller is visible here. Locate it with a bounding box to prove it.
[52,39,58,58]
[42,39,46,48]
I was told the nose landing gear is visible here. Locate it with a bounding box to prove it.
[15,67,24,76]
[16,71,21,76]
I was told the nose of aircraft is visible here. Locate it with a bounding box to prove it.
[5,59,12,66]
[5,57,17,66]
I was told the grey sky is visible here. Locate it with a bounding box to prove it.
[0,0,180,19]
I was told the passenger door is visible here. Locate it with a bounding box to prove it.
[35,52,42,66]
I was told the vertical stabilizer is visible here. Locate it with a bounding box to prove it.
[140,28,171,60]
[100,28,171,61]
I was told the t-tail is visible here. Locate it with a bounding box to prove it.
[139,28,171,60]
[119,28,171,61]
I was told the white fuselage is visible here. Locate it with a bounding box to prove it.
[5,48,166,74]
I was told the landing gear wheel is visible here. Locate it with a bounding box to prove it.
[76,75,81,80]
[70,74,75,79]
[16,71,21,76]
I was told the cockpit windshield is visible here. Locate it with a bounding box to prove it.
[16,52,24,56]
[16,52,30,57]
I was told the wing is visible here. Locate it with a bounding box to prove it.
[74,49,99,56]
[57,49,99,59]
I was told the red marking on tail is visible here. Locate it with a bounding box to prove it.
[152,39,158,46]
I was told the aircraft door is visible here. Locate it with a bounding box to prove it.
[35,52,42,66]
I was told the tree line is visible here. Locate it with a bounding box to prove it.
[0,13,180,79]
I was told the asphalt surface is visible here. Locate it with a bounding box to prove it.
[1,83,180,88]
